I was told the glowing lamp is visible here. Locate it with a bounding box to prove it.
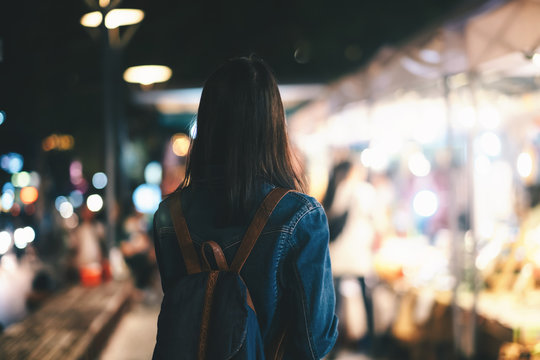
[171,133,190,157]
[92,172,108,189]
[133,184,161,214]
[81,9,144,29]
[70,190,84,208]
[80,11,103,28]
[20,187,39,204]
[413,190,438,217]
[1,192,14,211]
[517,152,533,179]
[105,9,145,29]
[0,231,11,255]
[123,65,172,85]
[144,162,162,184]
[14,229,27,249]
[87,194,104,212]
[408,152,431,177]
[59,202,74,219]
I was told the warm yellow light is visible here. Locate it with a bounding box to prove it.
[171,134,190,157]
[123,65,172,85]
[105,9,145,29]
[20,187,39,204]
[80,11,103,28]
[99,0,110,7]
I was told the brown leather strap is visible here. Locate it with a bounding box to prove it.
[230,188,290,273]
[198,271,219,360]
[169,191,202,274]
[245,289,256,314]
[201,241,229,271]
[266,328,288,360]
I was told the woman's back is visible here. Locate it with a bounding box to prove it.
[153,56,337,359]
[153,181,338,359]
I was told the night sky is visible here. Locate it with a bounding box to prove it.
[1,0,467,173]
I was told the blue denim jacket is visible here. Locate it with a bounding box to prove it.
[153,182,338,359]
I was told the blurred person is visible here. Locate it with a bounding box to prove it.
[323,158,377,353]
[153,56,338,359]
[69,205,105,285]
[120,210,156,292]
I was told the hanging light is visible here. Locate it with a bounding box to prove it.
[80,9,144,30]
[123,65,172,86]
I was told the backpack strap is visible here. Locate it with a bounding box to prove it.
[230,187,290,273]
[169,191,202,274]
[201,241,229,271]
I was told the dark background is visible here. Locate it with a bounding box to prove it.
[0,0,476,173]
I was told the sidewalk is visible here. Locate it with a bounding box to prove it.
[100,295,375,360]
[100,297,161,360]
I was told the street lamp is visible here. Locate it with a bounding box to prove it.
[81,2,144,250]
[80,9,144,29]
[123,65,173,86]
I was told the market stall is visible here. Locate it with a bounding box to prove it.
[289,1,540,358]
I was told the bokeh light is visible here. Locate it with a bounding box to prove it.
[0,111,5,125]
[104,9,145,29]
[408,152,431,177]
[132,184,161,214]
[55,196,68,211]
[1,153,23,174]
[14,229,27,249]
[413,190,439,217]
[23,227,35,243]
[87,194,104,212]
[144,162,162,185]
[361,147,389,172]
[80,11,103,27]
[517,152,533,178]
[123,65,172,85]
[20,187,39,204]
[479,132,501,157]
[171,133,190,157]
[0,231,11,255]
[92,172,108,189]
[2,183,14,193]
[69,190,84,208]
[59,201,74,219]
[70,161,83,185]
[12,171,31,188]
[533,53,540,67]
[1,192,14,211]
[14,227,35,246]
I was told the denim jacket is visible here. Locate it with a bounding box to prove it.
[153,182,338,359]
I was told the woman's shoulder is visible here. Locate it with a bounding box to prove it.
[272,189,325,229]
[284,190,322,212]
[153,192,177,228]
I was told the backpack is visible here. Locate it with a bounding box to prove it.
[153,187,290,360]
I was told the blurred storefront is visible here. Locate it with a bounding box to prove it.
[289,0,540,359]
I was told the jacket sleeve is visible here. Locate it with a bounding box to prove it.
[284,205,338,359]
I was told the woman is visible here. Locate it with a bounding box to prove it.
[153,56,338,359]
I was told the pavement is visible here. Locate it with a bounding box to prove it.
[100,293,375,360]
[100,296,161,360]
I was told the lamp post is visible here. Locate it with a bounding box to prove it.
[81,1,144,250]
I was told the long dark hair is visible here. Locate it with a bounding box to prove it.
[181,56,306,221]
